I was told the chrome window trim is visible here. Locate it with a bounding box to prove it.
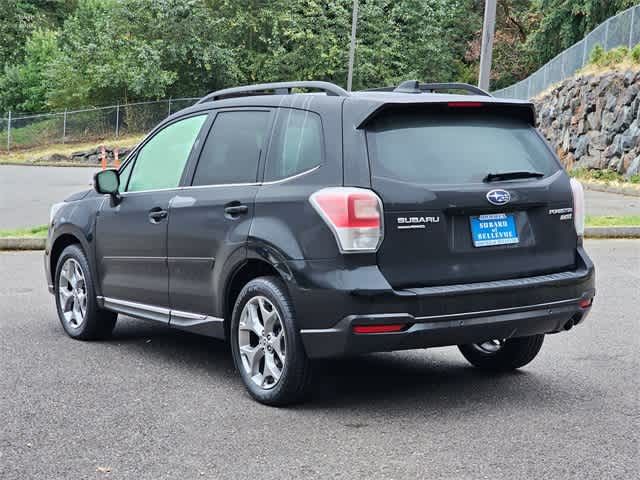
[262,164,320,185]
[111,165,320,196]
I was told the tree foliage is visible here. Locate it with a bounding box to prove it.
[0,0,638,112]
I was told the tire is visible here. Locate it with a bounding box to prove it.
[54,244,117,340]
[458,335,545,371]
[230,276,312,406]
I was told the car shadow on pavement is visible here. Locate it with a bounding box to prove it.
[107,317,586,412]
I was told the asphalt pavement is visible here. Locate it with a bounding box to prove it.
[0,165,98,229]
[0,240,638,479]
[0,165,638,229]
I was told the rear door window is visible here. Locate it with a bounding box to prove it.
[192,110,271,186]
[366,110,559,185]
[265,109,323,181]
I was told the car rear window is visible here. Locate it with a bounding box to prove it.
[366,110,559,185]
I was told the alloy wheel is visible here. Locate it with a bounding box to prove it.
[237,296,286,390]
[58,258,87,329]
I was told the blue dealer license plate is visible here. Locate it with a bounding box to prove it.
[470,213,519,247]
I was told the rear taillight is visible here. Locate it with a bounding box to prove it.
[570,178,585,238]
[309,187,384,253]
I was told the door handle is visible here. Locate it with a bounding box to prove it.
[148,207,168,223]
[224,204,249,215]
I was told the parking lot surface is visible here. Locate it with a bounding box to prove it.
[0,165,98,229]
[0,240,638,479]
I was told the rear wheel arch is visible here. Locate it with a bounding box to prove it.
[224,259,289,341]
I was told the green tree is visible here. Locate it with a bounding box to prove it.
[526,0,639,67]
[46,0,234,108]
[0,1,75,67]
[0,29,60,112]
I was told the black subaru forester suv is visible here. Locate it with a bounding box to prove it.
[45,81,595,405]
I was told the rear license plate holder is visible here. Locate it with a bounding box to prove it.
[470,213,519,247]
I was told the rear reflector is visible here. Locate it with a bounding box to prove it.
[310,187,384,253]
[352,324,405,334]
[579,298,592,309]
[447,102,483,108]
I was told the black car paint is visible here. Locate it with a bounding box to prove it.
[45,90,595,358]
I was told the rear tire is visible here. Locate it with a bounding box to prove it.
[54,244,117,340]
[458,335,545,371]
[230,276,312,406]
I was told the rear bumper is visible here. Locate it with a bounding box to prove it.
[300,298,592,358]
[285,247,595,359]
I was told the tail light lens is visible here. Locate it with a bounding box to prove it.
[309,187,384,253]
[570,178,585,238]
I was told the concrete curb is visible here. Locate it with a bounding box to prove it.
[584,226,640,238]
[0,238,46,250]
[582,180,640,197]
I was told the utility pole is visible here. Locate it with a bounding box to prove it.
[478,0,497,91]
[347,0,359,91]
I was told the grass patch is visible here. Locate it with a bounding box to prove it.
[0,134,143,165]
[585,215,640,227]
[0,118,61,150]
[569,167,640,185]
[0,225,49,238]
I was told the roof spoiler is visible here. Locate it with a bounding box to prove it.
[356,100,537,129]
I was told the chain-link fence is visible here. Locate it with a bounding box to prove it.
[0,97,199,152]
[493,4,640,100]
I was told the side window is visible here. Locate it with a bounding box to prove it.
[127,114,207,192]
[265,109,323,182]
[192,111,270,186]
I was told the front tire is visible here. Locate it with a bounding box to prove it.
[458,335,545,371]
[54,244,117,340]
[230,276,312,406]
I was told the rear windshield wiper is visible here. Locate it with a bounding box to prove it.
[483,171,545,182]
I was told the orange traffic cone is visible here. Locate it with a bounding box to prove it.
[100,145,107,170]
[114,148,120,168]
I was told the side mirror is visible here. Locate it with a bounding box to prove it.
[94,169,121,204]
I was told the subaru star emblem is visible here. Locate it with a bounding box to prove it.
[486,189,511,206]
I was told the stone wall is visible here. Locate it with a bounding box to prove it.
[35,145,131,165]
[535,69,640,178]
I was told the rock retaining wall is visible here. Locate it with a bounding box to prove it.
[535,69,640,179]
[35,146,131,165]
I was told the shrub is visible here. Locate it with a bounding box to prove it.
[631,44,640,63]
[589,44,605,65]
[603,46,629,66]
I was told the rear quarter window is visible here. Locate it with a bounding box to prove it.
[366,110,559,185]
[265,109,323,181]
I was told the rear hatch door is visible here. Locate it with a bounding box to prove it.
[364,103,577,289]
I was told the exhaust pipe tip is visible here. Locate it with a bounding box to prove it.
[564,313,584,331]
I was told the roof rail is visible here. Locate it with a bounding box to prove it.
[366,80,492,97]
[196,81,350,104]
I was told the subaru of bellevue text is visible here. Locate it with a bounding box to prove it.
[45,80,595,405]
